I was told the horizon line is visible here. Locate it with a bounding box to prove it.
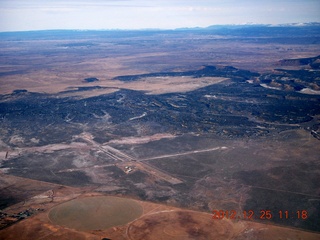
[1,22,320,34]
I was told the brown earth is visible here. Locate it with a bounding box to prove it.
[1,33,319,97]
[0,174,319,240]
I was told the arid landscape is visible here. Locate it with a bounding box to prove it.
[0,25,320,239]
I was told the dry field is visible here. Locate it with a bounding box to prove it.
[0,174,319,240]
[1,27,320,238]
[1,30,319,97]
[0,175,320,240]
[48,196,143,231]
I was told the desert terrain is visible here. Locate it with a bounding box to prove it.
[0,176,319,240]
[0,25,320,239]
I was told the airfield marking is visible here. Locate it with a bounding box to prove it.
[79,135,228,185]
[139,146,227,161]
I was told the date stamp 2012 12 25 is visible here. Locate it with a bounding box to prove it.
[212,210,308,220]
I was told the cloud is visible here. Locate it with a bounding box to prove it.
[0,0,149,10]
[1,0,319,31]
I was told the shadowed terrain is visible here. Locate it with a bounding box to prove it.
[0,25,320,239]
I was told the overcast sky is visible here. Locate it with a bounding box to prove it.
[1,0,319,31]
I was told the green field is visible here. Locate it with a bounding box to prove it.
[48,196,143,231]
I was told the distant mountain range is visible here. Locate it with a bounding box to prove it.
[177,22,320,30]
[1,22,320,34]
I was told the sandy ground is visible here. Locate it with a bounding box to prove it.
[0,71,229,97]
[1,32,319,97]
[106,133,176,145]
[0,175,319,240]
[123,76,228,95]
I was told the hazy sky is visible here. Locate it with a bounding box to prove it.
[1,0,319,31]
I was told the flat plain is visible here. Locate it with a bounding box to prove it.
[0,25,320,239]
